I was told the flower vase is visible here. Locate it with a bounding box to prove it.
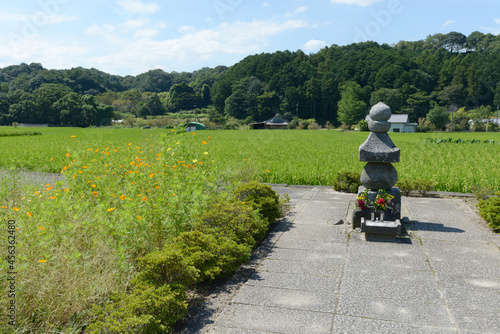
[370,211,375,221]
[379,211,384,222]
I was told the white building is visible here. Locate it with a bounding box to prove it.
[365,114,417,133]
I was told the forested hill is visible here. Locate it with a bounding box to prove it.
[1,31,500,128]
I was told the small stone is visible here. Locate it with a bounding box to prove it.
[368,120,391,133]
[369,102,391,121]
[333,219,344,225]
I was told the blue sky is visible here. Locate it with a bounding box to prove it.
[1,0,499,76]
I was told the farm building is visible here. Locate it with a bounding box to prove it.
[250,114,289,130]
[184,122,207,132]
[365,114,417,133]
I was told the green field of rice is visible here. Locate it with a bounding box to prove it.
[0,127,499,193]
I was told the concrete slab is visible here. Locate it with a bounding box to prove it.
[331,315,457,334]
[337,294,455,328]
[246,270,341,293]
[214,304,334,334]
[266,247,345,264]
[258,258,344,277]
[451,307,500,333]
[232,285,337,313]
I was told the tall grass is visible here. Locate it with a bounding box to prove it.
[0,131,241,332]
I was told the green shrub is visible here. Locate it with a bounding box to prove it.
[87,282,188,334]
[396,179,414,196]
[136,230,251,286]
[357,119,369,131]
[234,181,281,224]
[413,178,437,197]
[478,195,500,231]
[197,201,269,248]
[333,171,361,193]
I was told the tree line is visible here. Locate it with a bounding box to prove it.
[1,31,499,129]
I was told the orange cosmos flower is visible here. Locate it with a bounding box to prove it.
[120,195,126,200]
[137,216,142,220]
[142,197,147,202]
[66,153,71,157]
[27,212,33,217]
[202,141,207,145]
[13,207,20,211]
[92,191,98,196]
[39,260,47,263]
[107,208,115,212]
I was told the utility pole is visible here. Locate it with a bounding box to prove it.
[451,102,454,132]
[497,105,499,128]
[296,102,299,117]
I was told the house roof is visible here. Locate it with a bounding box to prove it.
[365,114,409,123]
[265,114,288,124]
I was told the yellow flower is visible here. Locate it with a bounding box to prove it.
[37,226,45,230]
[204,152,209,155]
[39,260,47,263]
[149,173,155,178]
[92,184,96,188]
[66,153,71,157]
[192,132,196,136]
[13,207,20,211]
[202,141,207,145]
[71,135,76,138]
[27,212,33,217]
[120,195,126,200]
[107,207,115,212]
[92,191,98,196]
[142,197,147,202]
[137,216,142,220]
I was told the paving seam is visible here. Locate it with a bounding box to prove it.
[330,233,350,333]
[406,197,460,332]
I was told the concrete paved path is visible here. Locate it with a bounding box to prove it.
[201,186,500,334]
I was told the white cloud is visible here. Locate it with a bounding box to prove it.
[0,35,88,70]
[330,0,382,6]
[442,20,455,27]
[285,6,308,17]
[495,18,500,25]
[116,0,161,15]
[304,39,327,50]
[87,18,308,75]
[262,2,270,7]
[0,11,77,24]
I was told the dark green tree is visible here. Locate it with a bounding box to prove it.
[426,106,449,130]
[337,81,367,126]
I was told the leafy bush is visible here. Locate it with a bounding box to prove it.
[413,178,437,197]
[477,195,500,231]
[333,171,361,193]
[197,201,268,248]
[396,179,414,196]
[87,283,188,334]
[234,181,281,224]
[357,119,369,131]
[136,230,251,286]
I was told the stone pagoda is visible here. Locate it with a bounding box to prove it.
[353,102,402,235]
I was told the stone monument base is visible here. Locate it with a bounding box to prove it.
[361,217,402,235]
[352,186,401,229]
